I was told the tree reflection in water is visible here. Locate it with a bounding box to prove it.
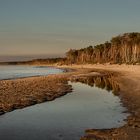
[70,74,120,95]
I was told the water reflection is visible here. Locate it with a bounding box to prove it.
[70,75,120,95]
[0,74,128,140]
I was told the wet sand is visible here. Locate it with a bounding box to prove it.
[0,64,140,140]
[0,68,87,114]
[60,64,140,140]
[0,74,72,114]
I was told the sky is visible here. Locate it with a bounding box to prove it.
[0,0,140,61]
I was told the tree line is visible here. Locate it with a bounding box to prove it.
[66,33,140,64]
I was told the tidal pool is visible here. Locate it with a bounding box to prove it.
[0,78,129,140]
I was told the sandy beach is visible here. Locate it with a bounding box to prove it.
[62,64,140,140]
[0,74,72,114]
[0,64,140,140]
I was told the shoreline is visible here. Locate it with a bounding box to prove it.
[0,65,72,81]
[0,64,140,139]
[67,64,140,140]
[51,64,140,139]
[0,67,82,114]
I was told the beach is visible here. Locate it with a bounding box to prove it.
[64,64,140,140]
[0,64,140,139]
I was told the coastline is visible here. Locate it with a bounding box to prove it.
[0,64,140,139]
[57,64,140,139]
[0,66,82,114]
[63,64,140,140]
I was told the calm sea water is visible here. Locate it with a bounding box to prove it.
[0,65,63,80]
[0,67,129,140]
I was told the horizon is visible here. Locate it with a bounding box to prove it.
[0,0,140,61]
[0,54,65,62]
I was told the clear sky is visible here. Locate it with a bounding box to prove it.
[0,0,140,61]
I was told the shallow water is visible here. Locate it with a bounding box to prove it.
[0,80,129,140]
[0,65,63,80]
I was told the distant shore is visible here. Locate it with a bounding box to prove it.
[0,64,140,139]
